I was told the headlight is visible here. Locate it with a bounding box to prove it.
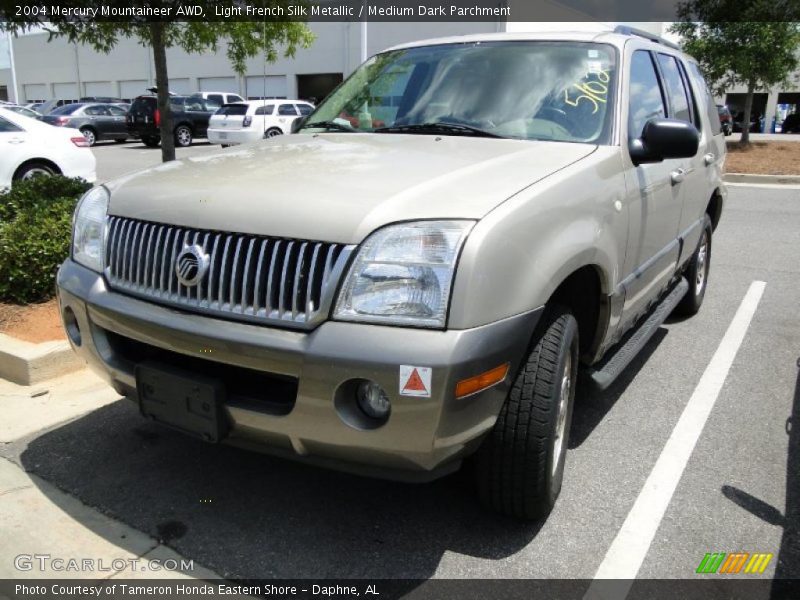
[334,220,474,328]
[72,186,109,272]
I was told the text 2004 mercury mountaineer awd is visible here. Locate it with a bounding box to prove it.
[58,30,725,519]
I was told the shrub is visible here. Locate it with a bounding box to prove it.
[0,176,92,303]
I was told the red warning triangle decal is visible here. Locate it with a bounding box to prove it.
[402,368,428,393]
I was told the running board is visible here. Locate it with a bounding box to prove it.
[587,277,689,391]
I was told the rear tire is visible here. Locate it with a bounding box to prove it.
[13,161,57,182]
[142,136,161,148]
[79,127,97,146]
[264,127,282,139]
[174,125,193,147]
[475,307,579,520]
[674,214,713,316]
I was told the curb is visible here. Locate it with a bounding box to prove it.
[0,333,84,386]
[724,173,800,185]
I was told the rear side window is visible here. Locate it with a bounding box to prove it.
[278,104,298,116]
[656,54,693,124]
[207,94,224,106]
[216,104,248,116]
[229,95,244,103]
[51,104,83,115]
[0,116,23,132]
[628,51,666,139]
[687,62,722,136]
[84,105,109,116]
[255,104,274,115]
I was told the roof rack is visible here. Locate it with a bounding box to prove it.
[613,25,681,51]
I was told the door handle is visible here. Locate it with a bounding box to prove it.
[7,138,24,144]
[670,168,685,185]
[703,153,715,166]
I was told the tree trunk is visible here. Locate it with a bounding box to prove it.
[740,83,755,147]
[149,22,175,162]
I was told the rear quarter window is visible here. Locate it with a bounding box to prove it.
[255,104,275,115]
[687,62,722,136]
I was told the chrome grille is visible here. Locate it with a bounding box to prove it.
[104,217,354,329]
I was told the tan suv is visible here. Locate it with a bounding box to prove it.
[58,28,726,520]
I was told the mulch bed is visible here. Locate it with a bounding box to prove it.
[725,141,800,176]
[0,299,66,343]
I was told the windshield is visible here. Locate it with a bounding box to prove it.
[304,41,616,143]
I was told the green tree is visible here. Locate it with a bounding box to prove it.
[670,12,800,145]
[1,2,313,161]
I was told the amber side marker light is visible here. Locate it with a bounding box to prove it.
[455,363,510,399]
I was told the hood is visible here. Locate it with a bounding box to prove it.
[107,133,596,244]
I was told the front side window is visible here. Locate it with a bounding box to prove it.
[628,51,666,140]
[108,105,127,116]
[305,42,617,143]
[297,104,313,116]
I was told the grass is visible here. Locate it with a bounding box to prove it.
[725,141,800,176]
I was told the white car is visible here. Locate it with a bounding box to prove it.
[207,100,314,146]
[0,107,96,188]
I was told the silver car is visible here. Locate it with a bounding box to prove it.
[58,28,725,520]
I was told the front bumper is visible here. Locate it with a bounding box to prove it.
[57,259,542,481]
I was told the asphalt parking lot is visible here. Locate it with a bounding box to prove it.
[1,141,799,594]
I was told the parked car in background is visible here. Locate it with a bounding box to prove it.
[782,113,800,133]
[190,91,246,106]
[25,102,44,112]
[4,105,44,120]
[0,106,95,188]
[716,105,732,136]
[207,99,315,145]
[127,94,218,147]
[733,112,760,133]
[41,103,130,146]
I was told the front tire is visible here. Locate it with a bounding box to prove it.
[174,125,193,147]
[475,307,579,520]
[674,214,713,316]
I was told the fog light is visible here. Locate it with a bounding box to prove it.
[356,380,390,419]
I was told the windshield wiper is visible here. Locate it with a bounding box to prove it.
[300,120,356,132]
[373,122,504,139]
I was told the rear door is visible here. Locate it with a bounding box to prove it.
[106,104,129,136]
[83,104,115,137]
[654,53,709,263]
[619,48,685,330]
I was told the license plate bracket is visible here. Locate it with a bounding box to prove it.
[136,361,228,442]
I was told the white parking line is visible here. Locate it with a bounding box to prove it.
[584,280,766,598]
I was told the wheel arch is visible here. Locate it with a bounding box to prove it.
[706,188,723,231]
[546,264,609,364]
[13,158,62,181]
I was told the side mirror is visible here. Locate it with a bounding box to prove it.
[629,118,699,165]
[291,116,308,134]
